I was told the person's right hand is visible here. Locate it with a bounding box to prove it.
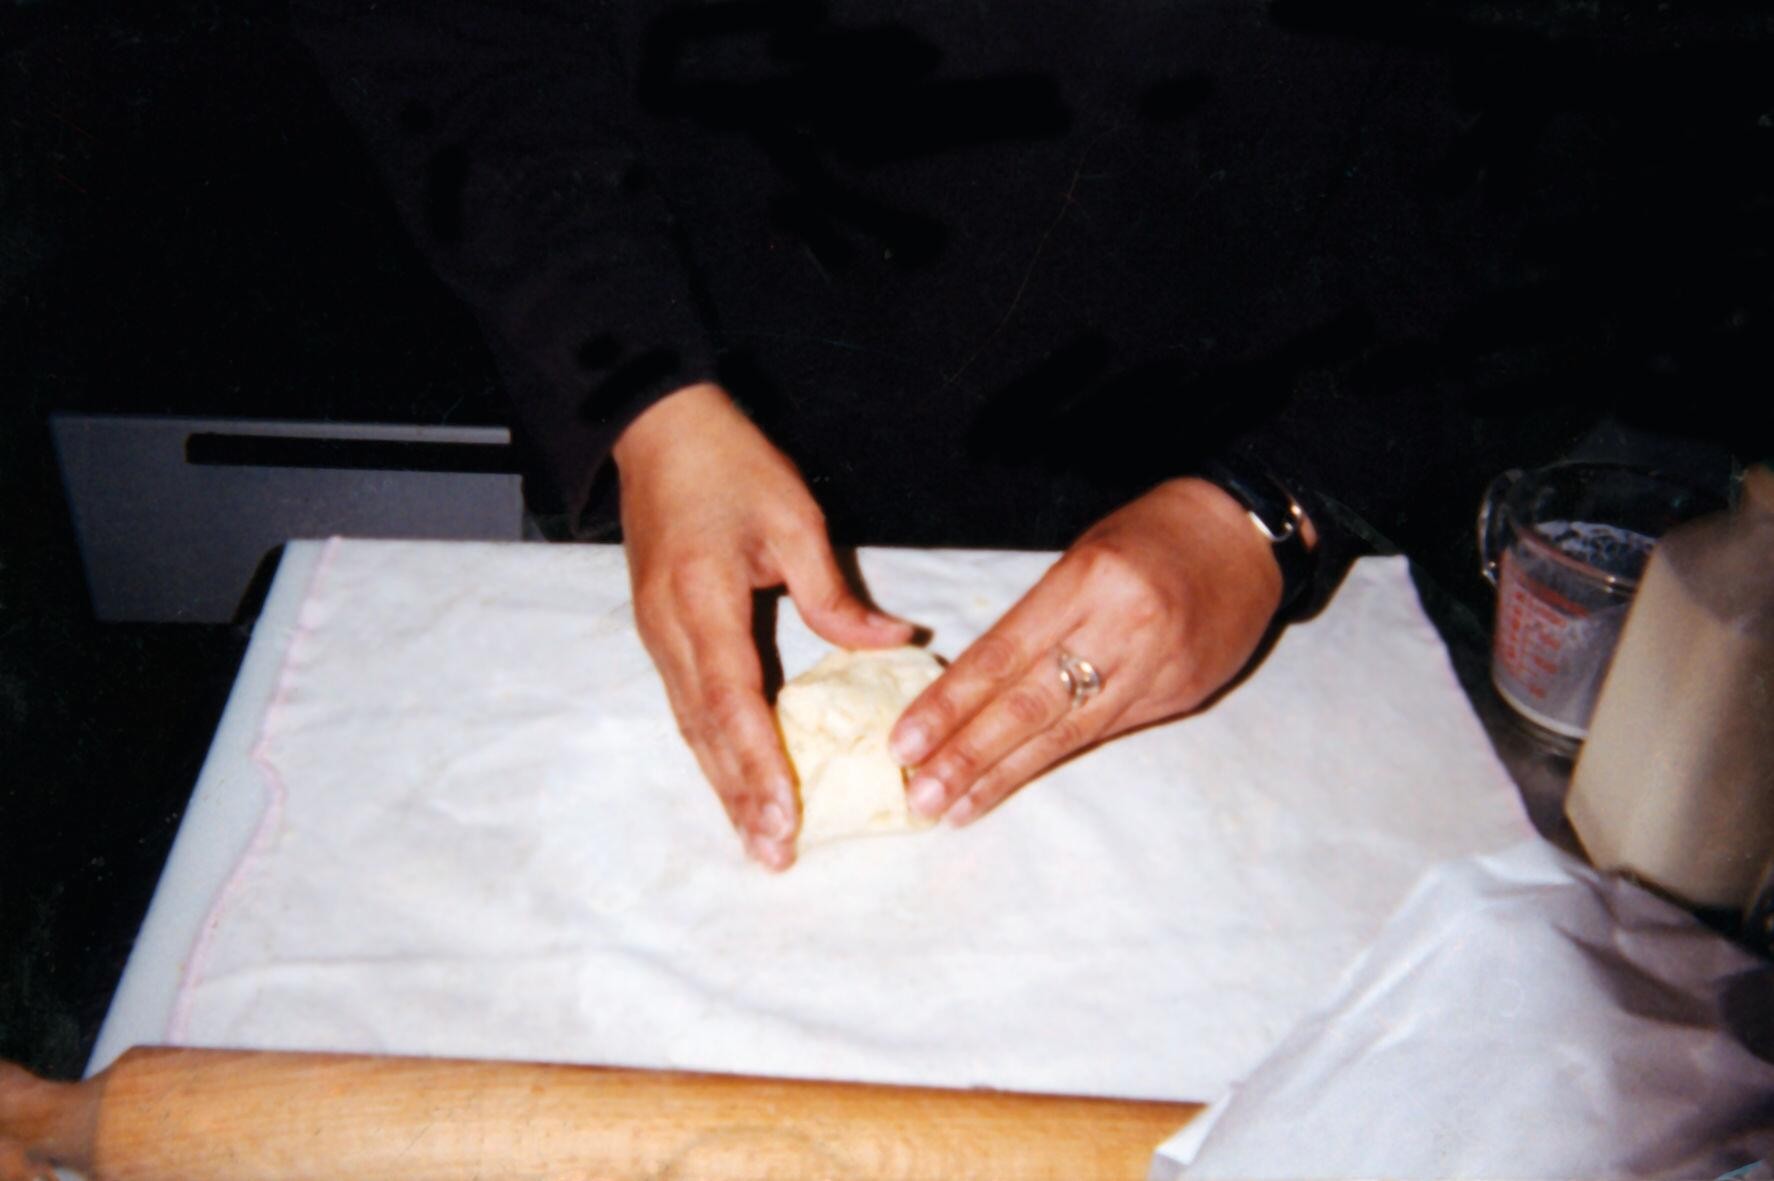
[614,383,914,871]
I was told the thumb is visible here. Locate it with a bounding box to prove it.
[775,529,915,650]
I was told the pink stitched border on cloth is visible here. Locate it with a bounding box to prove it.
[165,537,341,1042]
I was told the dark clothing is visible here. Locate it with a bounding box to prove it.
[292,0,1766,607]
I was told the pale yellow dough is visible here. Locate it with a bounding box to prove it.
[777,646,945,852]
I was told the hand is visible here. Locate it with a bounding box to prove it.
[615,383,913,870]
[888,477,1314,825]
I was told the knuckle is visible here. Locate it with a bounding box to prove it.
[734,750,780,796]
[631,569,673,617]
[631,603,667,647]
[1078,538,1144,589]
[1002,685,1051,729]
[969,633,1023,682]
[1077,541,1169,621]
[772,499,827,539]
[1124,590,1168,631]
[1074,536,1134,578]
[940,736,987,781]
[631,587,682,637]
[631,570,662,606]
[699,681,753,731]
[913,685,961,734]
[808,580,855,619]
[664,557,719,603]
[1045,713,1089,753]
[673,711,709,749]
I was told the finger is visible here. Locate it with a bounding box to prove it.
[677,668,798,869]
[889,564,1084,766]
[673,681,798,872]
[903,652,1077,819]
[685,661,799,869]
[650,565,800,869]
[774,524,915,650]
[946,691,1130,827]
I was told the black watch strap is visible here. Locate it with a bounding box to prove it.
[1196,455,1317,620]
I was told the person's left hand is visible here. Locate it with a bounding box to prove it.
[888,476,1308,825]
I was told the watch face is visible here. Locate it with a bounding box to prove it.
[1203,458,1300,540]
[1200,456,1316,616]
[1249,498,1302,543]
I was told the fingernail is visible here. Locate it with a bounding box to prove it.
[946,796,978,827]
[891,722,929,765]
[868,610,908,630]
[760,800,795,840]
[907,774,947,818]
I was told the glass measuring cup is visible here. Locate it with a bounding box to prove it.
[1477,463,1719,747]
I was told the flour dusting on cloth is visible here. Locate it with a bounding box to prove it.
[171,541,1532,1100]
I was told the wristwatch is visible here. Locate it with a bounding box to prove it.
[1196,454,1317,619]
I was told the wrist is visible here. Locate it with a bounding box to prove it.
[611,382,732,472]
[1191,457,1320,619]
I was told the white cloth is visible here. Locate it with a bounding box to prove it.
[1155,838,1774,1180]
[170,541,1533,1102]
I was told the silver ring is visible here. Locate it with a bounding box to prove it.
[1056,649,1102,709]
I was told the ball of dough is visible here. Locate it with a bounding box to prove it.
[776,646,945,852]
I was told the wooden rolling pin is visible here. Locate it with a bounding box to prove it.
[0,1047,1199,1181]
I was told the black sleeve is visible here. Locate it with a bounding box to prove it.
[290,0,718,532]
